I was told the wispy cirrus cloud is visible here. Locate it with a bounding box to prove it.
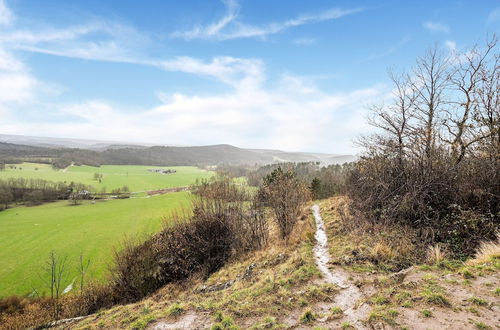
[0,21,150,64]
[157,56,264,90]
[0,0,13,26]
[423,21,451,34]
[171,0,364,41]
[359,35,410,62]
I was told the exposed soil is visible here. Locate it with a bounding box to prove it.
[312,204,371,328]
[150,311,211,330]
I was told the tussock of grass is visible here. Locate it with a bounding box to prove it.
[459,267,475,279]
[331,306,343,314]
[249,316,282,329]
[367,308,399,326]
[130,314,155,330]
[467,234,500,266]
[468,296,488,306]
[421,309,432,318]
[371,295,390,305]
[341,321,354,329]
[300,309,317,323]
[474,321,492,330]
[420,283,450,307]
[426,244,448,265]
[165,303,184,317]
[211,315,239,330]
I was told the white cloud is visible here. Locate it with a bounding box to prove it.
[172,1,364,41]
[423,21,451,34]
[173,0,239,40]
[445,40,457,52]
[157,56,264,90]
[0,48,38,103]
[487,7,500,24]
[0,0,381,153]
[0,20,149,63]
[0,0,13,26]
[1,54,384,153]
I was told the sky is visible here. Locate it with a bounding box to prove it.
[0,0,498,154]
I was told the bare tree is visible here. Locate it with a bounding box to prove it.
[412,46,450,161]
[473,36,500,161]
[368,70,417,166]
[78,254,91,295]
[41,251,68,318]
[445,36,499,163]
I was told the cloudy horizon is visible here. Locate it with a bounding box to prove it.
[0,0,498,154]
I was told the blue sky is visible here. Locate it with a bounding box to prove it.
[0,0,498,153]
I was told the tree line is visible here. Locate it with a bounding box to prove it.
[0,178,93,210]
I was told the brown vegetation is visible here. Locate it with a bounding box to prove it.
[258,167,310,241]
[347,36,499,256]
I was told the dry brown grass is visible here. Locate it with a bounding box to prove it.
[57,207,323,329]
[466,233,500,266]
[426,244,448,265]
[319,196,420,271]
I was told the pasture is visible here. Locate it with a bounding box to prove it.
[0,192,191,297]
[0,163,213,192]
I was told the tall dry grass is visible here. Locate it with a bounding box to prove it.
[466,233,500,266]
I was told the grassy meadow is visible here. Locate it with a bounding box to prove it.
[0,163,214,297]
[0,163,213,192]
[0,192,191,297]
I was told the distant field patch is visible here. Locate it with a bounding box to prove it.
[0,192,191,297]
[0,163,213,192]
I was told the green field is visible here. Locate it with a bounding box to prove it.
[0,192,192,297]
[0,163,213,192]
[0,163,214,297]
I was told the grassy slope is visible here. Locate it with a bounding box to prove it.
[0,192,190,297]
[67,198,499,330]
[0,163,212,192]
[67,208,332,330]
[317,197,500,329]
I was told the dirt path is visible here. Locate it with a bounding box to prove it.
[312,204,370,329]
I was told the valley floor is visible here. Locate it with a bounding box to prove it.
[60,197,499,330]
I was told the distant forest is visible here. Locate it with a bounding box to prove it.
[0,142,275,168]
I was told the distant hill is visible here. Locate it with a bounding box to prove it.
[0,134,356,167]
[0,134,158,150]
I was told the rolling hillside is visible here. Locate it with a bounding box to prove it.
[0,135,356,166]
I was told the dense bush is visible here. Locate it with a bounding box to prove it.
[259,167,310,241]
[348,37,499,256]
[245,162,352,200]
[110,177,268,303]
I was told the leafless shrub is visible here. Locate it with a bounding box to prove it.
[110,176,269,303]
[40,251,68,318]
[348,36,499,255]
[259,167,310,242]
